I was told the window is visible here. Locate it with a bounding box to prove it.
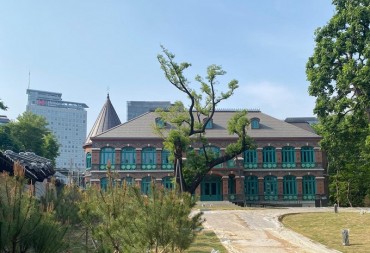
[302,176,316,200]
[263,146,276,168]
[122,177,134,186]
[161,149,173,169]
[141,176,152,194]
[162,176,173,189]
[200,146,221,168]
[264,176,277,200]
[155,117,166,128]
[142,147,156,170]
[204,118,213,129]
[283,176,297,200]
[245,176,259,201]
[99,147,115,170]
[251,118,260,129]
[86,152,91,169]
[301,146,315,167]
[282,146,296,168]
[100,177,108,191]
[244,149,257,169]
[121,147,136,170]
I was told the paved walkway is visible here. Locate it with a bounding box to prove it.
[201,207,342,253]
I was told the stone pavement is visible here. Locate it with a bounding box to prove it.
[201,207,342,253]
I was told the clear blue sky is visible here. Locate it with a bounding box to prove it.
[0,1,335,132]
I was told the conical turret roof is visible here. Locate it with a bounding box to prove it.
[85,93,121,145]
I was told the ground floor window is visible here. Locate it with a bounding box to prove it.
[244,176,259,201]
[162,176,173,189]
[141,176,152,194]
[264,176,277,200]
[303,175,316,200]
[283,175,297,200]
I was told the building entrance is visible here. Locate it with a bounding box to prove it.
[200,175,222,201]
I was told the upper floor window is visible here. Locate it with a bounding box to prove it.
[100,147,115,170]
[200,145,221,168]
[244,149,258,169]
[121,147,136,170]
[301,146,315,167]
[161,149,173,169]
[204,118,213,129]
[142,147,156,170]
[263,146,276,168]
[251,118,260,129]
[282,146,296,168]
[86,152,91,169]
[155,117,166,128]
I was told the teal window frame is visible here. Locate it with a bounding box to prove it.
[301,146,315,168]
[244,149,257,169]
[86,152,91,169]
[100,177,108,191]
[162,176,173,189]
[251,118,260,129]
[282,146,296,168]
[205,119,213,129]
[100,147,115,170]
[121,147,136,170]
[200,146,221,168]
[302,175,316,200]
[264,176,277,200]
[263,146,276,168]
[161,149,174,170]
[283,175,297,200]
[141,176,152,194]
[244,176,259,201]
[122,176,134,186]
[142,147,157,170]
[155,117,165,128]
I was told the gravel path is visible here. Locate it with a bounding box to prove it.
[202,207,342,253]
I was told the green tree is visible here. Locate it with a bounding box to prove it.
[79,165,203,252]
[157,46,252,193]
[0,99,7,111]
[0,162,67,253]
[0,112,59,163]
[306,0,370,206]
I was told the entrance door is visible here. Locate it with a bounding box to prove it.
[201,175,222,201]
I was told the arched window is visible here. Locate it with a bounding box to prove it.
[251,118,260,129]
[264,176,277,200]
[161,149,173,169]
[263,146,276,168]
[245,176,259,201]
[121,147,136,170]
[244,149,258,169]
[100,177,108,191]
[141,147,156,170]
[283,175,297,200]
[162,176,173,189]
[86,152,92,169]
[99,147,115,170]
[302,176,316,200]
[141,176,152,194]
[122,176,134,187]
[301,146,315,168]
[155,117,166,128]
[282,146,296,168]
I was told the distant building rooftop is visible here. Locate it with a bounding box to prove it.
[0,115,10,124]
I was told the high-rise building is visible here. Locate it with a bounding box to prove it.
[26,89,88,170]
[127,101,171,121]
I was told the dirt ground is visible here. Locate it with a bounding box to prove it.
[201,207,343,253]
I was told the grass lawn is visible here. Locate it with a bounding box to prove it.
[186,230,227,253]
[281,211,370,253]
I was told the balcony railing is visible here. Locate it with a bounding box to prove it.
[92,163,174,171]
[242,162,321,169]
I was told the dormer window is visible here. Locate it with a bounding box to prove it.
[251,118,260,129]
[204,118,213,129]
[155,117,166,128]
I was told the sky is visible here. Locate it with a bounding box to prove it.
[0,1,335,132]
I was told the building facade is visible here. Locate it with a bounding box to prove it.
[85,109,327,207]
[127,101,171,121]
[26,89,88,170]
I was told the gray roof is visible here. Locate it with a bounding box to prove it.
[0,150,55,182]
[85,94,121,144]
[93,110,320,140]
